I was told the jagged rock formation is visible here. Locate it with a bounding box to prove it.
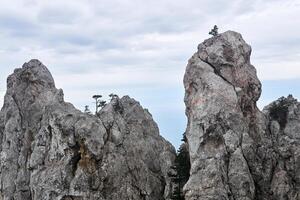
[0,30,299,200]
[183,31,300,200]
[263,96,300,200]
[0,60,176,200]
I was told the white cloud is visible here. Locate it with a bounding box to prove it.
[255,60,300,80]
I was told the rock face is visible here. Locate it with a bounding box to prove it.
[0,31,299,200]
[0,60,176,200]
[183,31,300,200]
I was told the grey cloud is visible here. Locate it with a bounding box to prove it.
[37,33,95,50]
[141,15,198,34]
[0,14,38,37]
[93,39,125,51]
[63,35,94,46]
[251,37,300,63]
[56,66,92,74]
[37,6,81,25]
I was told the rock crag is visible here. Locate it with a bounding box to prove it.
[0,60,176,200]
[0,30,299,200]
[183,31,300,200]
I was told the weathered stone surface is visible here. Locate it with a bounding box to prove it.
[1,30,299,200]
[263,95,300,200]
[0,60,176,200]
[183,31,300,200]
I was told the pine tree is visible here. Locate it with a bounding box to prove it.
[98,100,107,109]
[92,95,103,114]
[84,105,91,114]
[170,133,191,200]
[109,93,119,101]
[209,25,219,36]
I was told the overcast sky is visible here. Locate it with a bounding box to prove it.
[0,0,300,148]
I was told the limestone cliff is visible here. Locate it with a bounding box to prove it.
[0,30,299,200]
[183,31,300,200]
[0,60,176,200]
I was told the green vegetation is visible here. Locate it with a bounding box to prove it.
[170,133,190,200]
[98,100,107,109]
[92,95,103,114]
[84,105,91,114]
[269,95,295,129]
[90,94,120,114]
[92,95,108,114]
[109,93,119,101]
[209,25,218,36]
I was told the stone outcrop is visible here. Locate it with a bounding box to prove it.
[263,95,300,200]
[0,60,176,200]
[183,31,300,200]
[0,30,299,200]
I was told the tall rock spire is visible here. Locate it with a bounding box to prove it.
[183,31,300,200]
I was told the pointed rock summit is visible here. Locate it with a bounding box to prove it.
[0,60,176,200]
[183,31,300,199]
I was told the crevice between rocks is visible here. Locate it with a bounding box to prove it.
[198,58,235,89]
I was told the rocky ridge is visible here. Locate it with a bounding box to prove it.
[0,60,176,200]
[0,30,299,200]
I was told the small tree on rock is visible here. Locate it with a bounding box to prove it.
[209,25,218,36]
[98,100,107,109]
[109,93,119,101]
[84,105,91,114]
[92,95,103,114]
